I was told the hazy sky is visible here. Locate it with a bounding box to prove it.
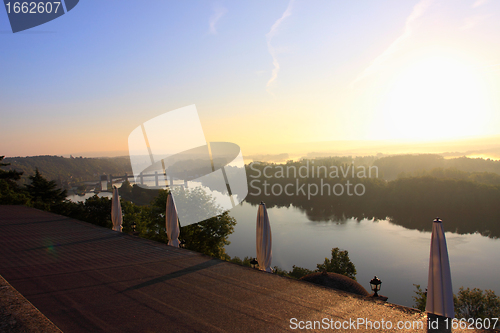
[2,0,500,157]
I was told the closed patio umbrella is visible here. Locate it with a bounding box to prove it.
[111,186,122,232]
[166,193,180,247]
[256,202,273,272]
[426,218,454,318]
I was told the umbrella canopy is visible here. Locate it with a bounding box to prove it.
[111,186,122,232]
[166,193,180,247]
[426,218,454,318]
[256,202,273,272]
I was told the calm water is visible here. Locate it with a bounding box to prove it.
[67,191,500,308]
[67,192,112,202]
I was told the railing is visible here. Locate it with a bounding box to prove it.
[99,172,189,191]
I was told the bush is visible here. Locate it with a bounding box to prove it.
[454,287,500,319]
[258,247,357,281]
[412,285,500,319]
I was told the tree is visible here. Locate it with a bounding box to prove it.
[119,180,160,206]
[25,168,67,209]
[412,285,500,319]
[180,211,236,259]
[0,177,30,205]
[229,256,253,267]
[147,188,236,259]
[412,284,427,312]
[287,265,314,279]
[0,156,30,205]
[120,199,150,234]
[270,247,357,280]
[0,156,23,181]
[80,195,113,228]
[316,247,357,280]
[454,287,500,319]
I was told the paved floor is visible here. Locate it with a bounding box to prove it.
[0,206,458,332]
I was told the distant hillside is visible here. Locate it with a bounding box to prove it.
[374,154,500,180]
[3,155,133,186]
[5,153,500,188]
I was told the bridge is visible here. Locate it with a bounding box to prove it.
[84,172,190,192]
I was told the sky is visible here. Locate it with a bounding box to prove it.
[2,0,500,158]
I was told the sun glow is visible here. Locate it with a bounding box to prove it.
[375,53,492,141]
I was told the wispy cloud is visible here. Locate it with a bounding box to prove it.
[209,6,227,35]
[351,0,433,86]
[472,0,490,8]
[265,0,294,91]
[461,14,490,30]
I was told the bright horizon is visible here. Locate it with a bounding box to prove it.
[2,0,500,159]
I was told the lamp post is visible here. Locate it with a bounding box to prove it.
[370,276,382,297]
[250,258,258,269]
[180,239,186,248]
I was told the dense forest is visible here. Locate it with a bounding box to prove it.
[2,155,132,187]
[245,156,500,238]
[4,153,500,185]
[374,154,500,180]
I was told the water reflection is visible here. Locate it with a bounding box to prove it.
[244,186,500,239]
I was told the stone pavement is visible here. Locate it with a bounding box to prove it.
[0,206,490,332]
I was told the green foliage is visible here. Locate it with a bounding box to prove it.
[0,156,23,181]
[374,154,445,180]
[272,265,291,277]
[50,199,85,219]
[137,187,237,259]
[169,187,222,223]
[51,195,147,232]
[0,156,30,205]
[287,265,315,279]
[268,247,356,280]
[109,186,238,259]
[316,247,357,280]
[454,287,500,319]
[120,199,151,234]
[228,256,253,267]
[412,285,500,319]
[412,284,427,312]
[178,211,236,260]
[0,179,31,205]
[25,169,67,210]
[412,167,500,186]
[1,155,132,186]
[119,180,160,206]
[374,154,500,181]
[130,189,169,244]
[78,195,113,228]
